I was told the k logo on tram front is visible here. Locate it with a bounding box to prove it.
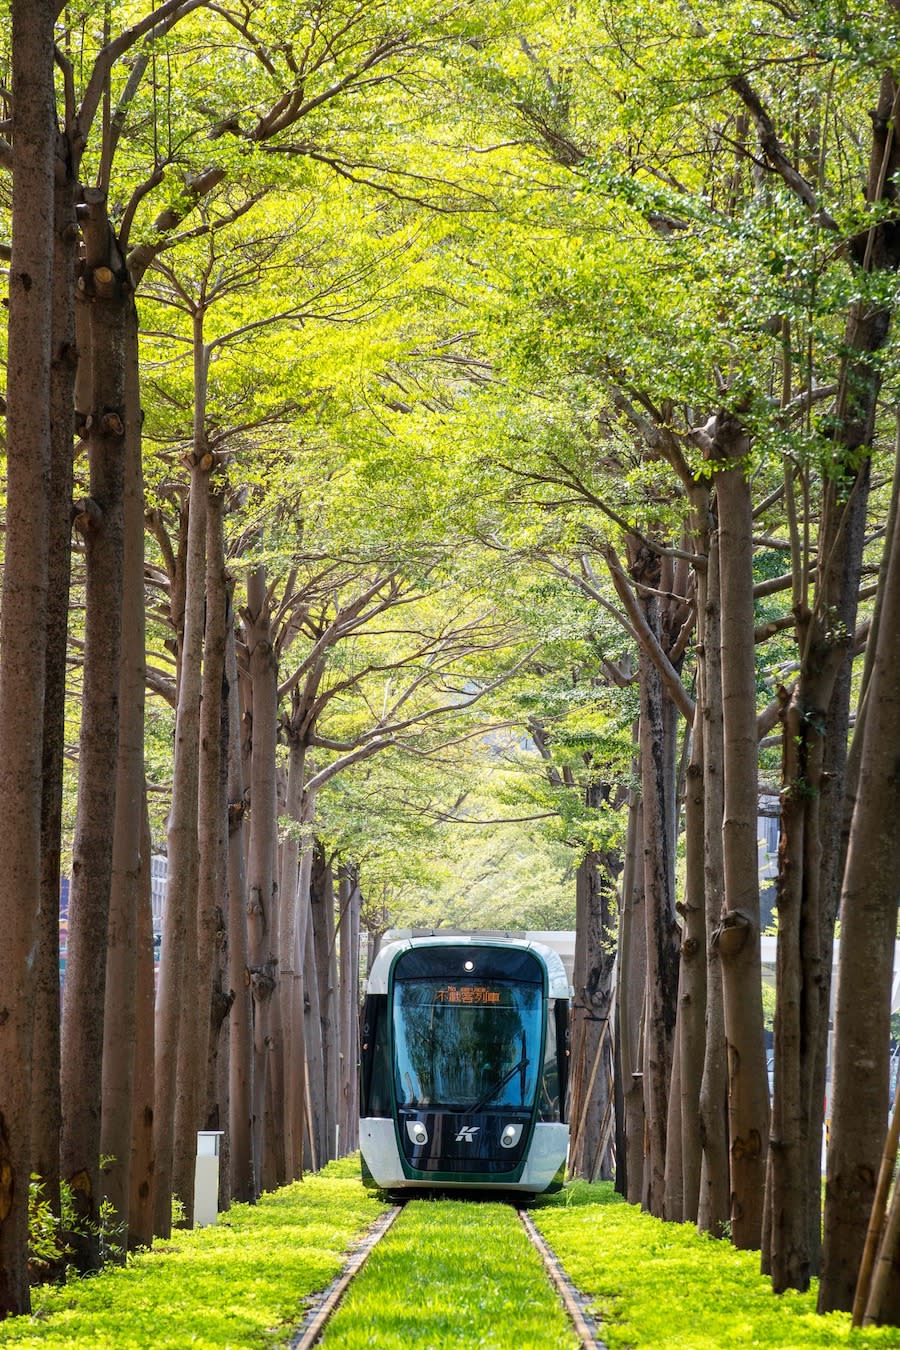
[455,1126,480,1142]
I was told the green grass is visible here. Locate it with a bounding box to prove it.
[319,1198,579,1349]
[0,1157,385,1350]
[4,1163,897,1349]
[531,1181,900,1350]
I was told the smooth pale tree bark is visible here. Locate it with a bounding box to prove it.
[226,618,255,1201]
[820,481,900,1316]
[0,0,55,1314]
[100,303,146,1253]
[713,449,769,1250]
[697,525,730,1237]
[154,456,209,1234]
[60,191,129,1271]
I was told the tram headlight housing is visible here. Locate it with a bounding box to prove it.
[500,1123,522,1148]
[406,1120,429,1147]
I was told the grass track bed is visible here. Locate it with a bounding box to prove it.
[318,1199,579,1349]
[4,1167,898,1349]
[531,1181,899,1350]
[0,1158,384,1350]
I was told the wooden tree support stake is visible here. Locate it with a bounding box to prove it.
[852,1072,900,1326]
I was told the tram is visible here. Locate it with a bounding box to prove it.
[359,934,571,1195]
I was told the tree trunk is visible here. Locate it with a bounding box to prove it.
[0,0,55,1312]
[129,792,156,1250]
[714,454,769,1251]
[697,524,730,1237]
[617,788,647,1205]
[170,315,219,1223]
[820,483,900,1315]
[278,724,312,1181]
[30,154,78,1224]
[569,786,618,1181]
[664,1039,684,1221]
[303,913,327,1169]
[243,566,280,1188]
[635,612,680,1216]
[226,619,254,1201]
[100,301,145,1253]
[197,489,230,1134]
[338,866,361,1155]
[678,707,706,1223]
[154,460,208,1234]
[60,193,129,1271]
[311,847,340,1163]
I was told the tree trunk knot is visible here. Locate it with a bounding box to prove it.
[714,909,754,957]
[731,1129,762,1160]
[249,958,277,1000]
[68,1168,92,1197]
[99,409,125,437]
[0,1160,12,1221]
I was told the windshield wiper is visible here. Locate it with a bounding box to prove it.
[470,1054,529,1114]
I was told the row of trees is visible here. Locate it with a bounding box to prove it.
[1,0,898,1330]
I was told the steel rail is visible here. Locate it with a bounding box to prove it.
[518,1208,607,1349]
[289,1203,403,1349]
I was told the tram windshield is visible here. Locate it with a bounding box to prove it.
[392,978,542,1111]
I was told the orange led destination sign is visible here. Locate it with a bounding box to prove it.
[434,985,502,1005]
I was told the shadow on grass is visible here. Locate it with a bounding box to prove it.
[529,1178,627,1210]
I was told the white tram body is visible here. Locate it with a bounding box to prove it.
[359,935,571,1195]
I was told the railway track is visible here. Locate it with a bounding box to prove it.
[289,1203,404,1350]
[288,1199,606,1349]
[517,1208,606,1349]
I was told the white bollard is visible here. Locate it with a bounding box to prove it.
[193,1131,223,1228]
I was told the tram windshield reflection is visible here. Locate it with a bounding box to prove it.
[392,978,542,1110]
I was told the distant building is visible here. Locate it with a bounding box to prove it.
[58,857,167,984]
[151,853,167,962]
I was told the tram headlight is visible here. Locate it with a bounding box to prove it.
[500,1123,522,1148]
[406,1120,429,1147]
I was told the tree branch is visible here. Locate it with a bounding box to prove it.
[729,73,839,231]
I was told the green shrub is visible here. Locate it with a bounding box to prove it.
[28,1173,127,1284]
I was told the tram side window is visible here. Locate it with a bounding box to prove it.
[360,994,392,1118]
[538,999,570,1122]
[539,999,561,1121]
[556,998,569,1121]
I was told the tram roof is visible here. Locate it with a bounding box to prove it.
[368,931,572,999]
